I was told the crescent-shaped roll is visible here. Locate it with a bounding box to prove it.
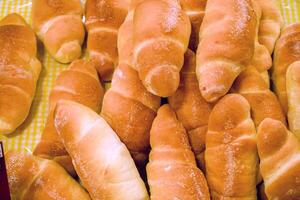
[5,151,91,200]
[85,0,130,81]
[257,118,300,199]
[101,64,161,165]
[251,1,272,85]
[168,50,212,170]
[180,0,207,51]
[32,0,85,63]
[33,60,103,176]
[0,13,41,135]
[102,7,161,165]
[117,10,134,66]
[205,94,258,199]
[286,61,300,140]
[256,0,283,54]
[147,104,210,200]
[232,66,286,127]
[132,0,191,97]
[273,23,300,113]
[196,0,256,102]
[54,100,149,200]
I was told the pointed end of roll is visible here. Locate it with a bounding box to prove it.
[54,100,97,147]
[143,65,180,97]
[0,13,27,27]
[55,41,82,64]
[208,94,250,132]
[257,118,288,159]
[150,104,190,149]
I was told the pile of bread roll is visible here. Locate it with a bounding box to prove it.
[1,0,300,199]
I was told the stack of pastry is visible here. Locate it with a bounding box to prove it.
[1,0,300,199]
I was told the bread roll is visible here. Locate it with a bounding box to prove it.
[286,61,300,140]
[132,0,191,97]
[117,4,135,67]
[257,118,300,199]
[102,64,160,165]
[54,100,149,200]
[85,0,130,81]
[6,151,90,200]
[256,0,283,54]
[168,50,212,170]
[196,0,256,102]
[180,0,207,51]
[147,104,210,200]
[34,60,103,176]
[0,13,41,134]
[251,1,272,85]
[233,66,286,127]
[273,23,300,113]
[32,0,85,63]
[102,6,161,165]
[205,94,258,199]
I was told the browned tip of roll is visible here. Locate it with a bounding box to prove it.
[257,118,288,159]
[55,41,82,64]
[144,65,180,97]
[208,94,250,132]
[0,13,27,26]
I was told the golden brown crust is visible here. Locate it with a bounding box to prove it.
[233,66,286,127]
[101,64,160,165]
[257,119,300,199]
[5,151,91,200]
[0,13,27,26]
[168,50,212,169]
[102,5,160,165]
[85,0,130,81]
[133,0,191,97]
[0,13,41,134]
[256,0,283,54]
[249,0,272,86]
[147,104,210,200]
[54,100,149,200]
[196,0,256,102]
[286,61,300,140]
[33,60,103,175]
[273,23,300,113]
[205,94,258,199]
[32,0,85,63]
[180,0,207,51]
[118,11,134,67]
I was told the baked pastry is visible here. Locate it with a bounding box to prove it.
[256,0,283,54]
[5,151,90,200]
[251,1,272,86]
[101,64,160,165]
[132,0,191,97]
[102,6,161,165]
[168,50,212,170]
[85,0,130,81]
[54,100,149,200]
[273,23,300,113]
[32,0,85,63]
[34,60,103,176]
[196,0,256,102]
[205,94,258,199]
[180,0,207,51]
[257,118,300,199]
[232,66,286,127]
[147,104,210,200]
[286,61,300,140]
[0,13,41,134]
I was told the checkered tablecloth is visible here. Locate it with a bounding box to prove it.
[0,0,299,153]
